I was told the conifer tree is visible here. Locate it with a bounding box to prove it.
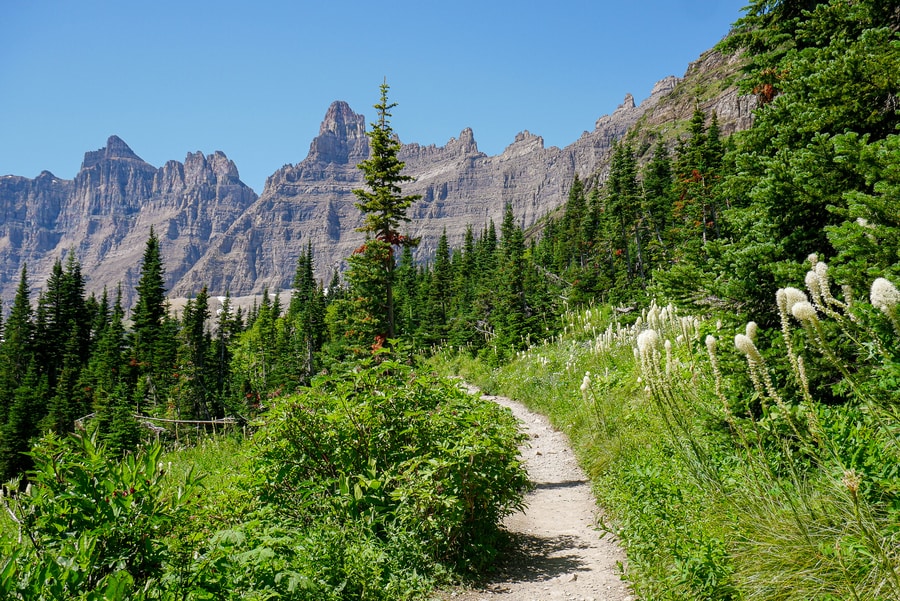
[130,228,169,413]
[492,204,528,359]
[562,175,587,267]
[352,81,421,341]
[176,287,213,420]
[604,142,643,292]
[642,140,675,263]
[87,286,129,444]
[0,365,48,479]
[471,220,500,344]
[212,292,238,414]
[44,322,88,433]
[448,226,480,349]
[394,244,419,339]
[420,229,452,344]
[0,266,37,480]
[34,255,88,394]
[286,245,326,383]
[0,266,33,427]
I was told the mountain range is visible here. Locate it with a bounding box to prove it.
[0,48,753,309]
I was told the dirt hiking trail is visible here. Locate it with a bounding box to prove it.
[439,386,632,601]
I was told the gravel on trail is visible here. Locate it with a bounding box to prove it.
[438,386,632,601]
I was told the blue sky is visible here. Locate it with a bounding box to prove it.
[1,1,747,193]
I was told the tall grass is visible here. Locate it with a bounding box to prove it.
[431,261,900,600]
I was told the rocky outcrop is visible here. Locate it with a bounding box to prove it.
[628,49,755,148]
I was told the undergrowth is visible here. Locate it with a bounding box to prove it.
[1,359,528,600]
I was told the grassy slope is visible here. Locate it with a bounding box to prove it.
[429,296,900,601]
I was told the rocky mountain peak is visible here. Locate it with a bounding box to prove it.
[81,135,145,170]
[181,150,241,185]
[306,101,368,165]
[452,127,478,153]
[500,130,545,158]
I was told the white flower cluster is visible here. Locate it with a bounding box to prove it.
[870,277,900,314]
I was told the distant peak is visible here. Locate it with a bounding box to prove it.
[320,101,363,135]
[105,135,138,158]
[501,130,545,158]
[81,135,145,169]
[306,101,368,165]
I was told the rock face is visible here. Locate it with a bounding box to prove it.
[0,137,257,306]
[0,48,754,305]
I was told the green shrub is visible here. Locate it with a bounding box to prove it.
[0,434,201,600]
[250,359,528,572]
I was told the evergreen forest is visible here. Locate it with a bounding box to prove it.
[3,1,900,599]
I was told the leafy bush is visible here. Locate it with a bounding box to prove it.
[250,359,529,572]
[0,434,201,600]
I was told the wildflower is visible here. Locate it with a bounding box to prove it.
[815,261,829,285]
[637,329,659,356]
[705,334,717,353]
[745,322,758,341]
[791,301,818,322]
[781,287,808,314]
[842,469,861,497]
[647,305,659,328]
[870,277,900,313]
[808,253,819,266]
[841,284,854,306]
[805,270,822,305]
[734,334,763,363]
[580,373,591,398]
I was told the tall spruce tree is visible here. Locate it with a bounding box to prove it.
[604,142,643,294]
[130,227,169,413]
[492,204,528,359]
[351,81,421,341]
[421,229,453,344]
[393,244,419,339]
[176,287,213,420]
[0,266,37,480]
[212,292,238,415]
[286,245,326,384]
